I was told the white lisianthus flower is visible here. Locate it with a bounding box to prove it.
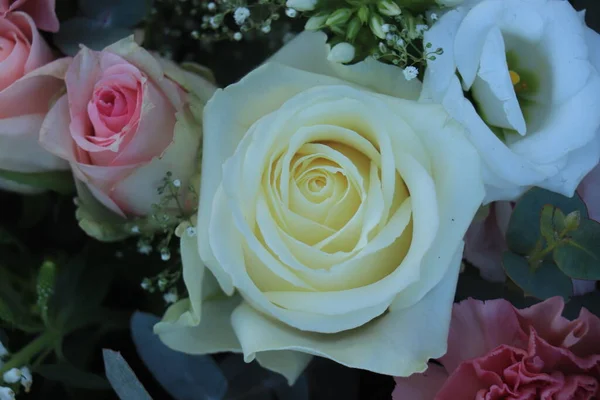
[422,0,600,202]
[154,32,484,383]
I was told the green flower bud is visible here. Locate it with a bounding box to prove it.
[358,6,369,23]
[326,8,353,27]
[377,0,402,16]
[305,13,328,30]
[369,14,386,39]
[37,260,57,324]
[346,16,362,41]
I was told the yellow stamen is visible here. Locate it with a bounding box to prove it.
[509,70,521,86]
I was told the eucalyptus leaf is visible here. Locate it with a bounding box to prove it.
[53,17,132,56]
[36,363,110,390]
[131,312,228,400]
[506,188,588,255]
[553,219,600,280]
[502,251,573,300]
[103,349,152,400]
[78,0,151,28]
[0,169,74,195]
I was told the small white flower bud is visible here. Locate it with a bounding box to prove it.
[285,8,297,18]
[377,0,401,16]
[233,7,250,25]
[233,32,243,41]
[172,179,181,188]
[0,387,15,400]
[305,14,328,30]
[403,66,419,81]
[286,0,316,11]
[163,290,179,304]
[186,226,197,237]
[207,2,216,11]
[327,42,356,64]
[3,368,20,384]
[20,367,32,392]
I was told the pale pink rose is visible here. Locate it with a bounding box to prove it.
[0,0,59,32]
[394,297,600,400]
[0,11,68,193]
[578,164,600,223]
[40,37,215,223]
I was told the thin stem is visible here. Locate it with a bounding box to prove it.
[0,331,56,374]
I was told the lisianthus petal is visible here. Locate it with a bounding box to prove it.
[230,248,461,377]
[470,27,526,134]
[510,74,600,165]
[454,0,543,89]
[537,136,600,198]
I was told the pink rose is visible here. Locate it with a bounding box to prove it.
[0,11,68,193]
[40,37,215,237]
[394,298,600,400]
[0,0,59,32]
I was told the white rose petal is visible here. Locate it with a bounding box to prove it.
[156,31,484,381]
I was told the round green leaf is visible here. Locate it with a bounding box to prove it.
[502,251,573,300]
[553,219,600,280]
[53,17,133,56]
[79,0,151,28]
[506,188,588,255]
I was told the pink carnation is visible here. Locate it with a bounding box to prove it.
[394,298,600,400]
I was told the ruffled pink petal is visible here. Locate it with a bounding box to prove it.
[578,163,600,222]
[569,308,600,357]
[440,299,526,374]
[393,363,449,400]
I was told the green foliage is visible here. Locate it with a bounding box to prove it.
[553,219,600,280]
[502,252,573,300]
[53,0,151,56]
[0,169,75,195]
[503,187,599,301]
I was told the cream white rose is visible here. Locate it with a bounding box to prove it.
[422,0,600,202]
[155,32,484,383]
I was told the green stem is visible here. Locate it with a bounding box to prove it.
[0,331,56,374]
[528,241,558,268]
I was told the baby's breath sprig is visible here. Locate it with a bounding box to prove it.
[146,0,289,48]
[291,0,444,72]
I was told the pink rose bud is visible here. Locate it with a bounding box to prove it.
[394,297,600,400]
[0,11,69,193]
[40,37,216,240]
[0,0,59,32]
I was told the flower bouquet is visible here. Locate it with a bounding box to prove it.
[0,0,598,399]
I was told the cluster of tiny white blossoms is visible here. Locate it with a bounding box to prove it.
[0,341,32,400]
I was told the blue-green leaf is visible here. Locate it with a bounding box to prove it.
[78,0,151,28]
[506,188,588,255]
[53,17,132,56]
[502,251,573,300]
[103,349,152,400]
[553,219,600,280]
